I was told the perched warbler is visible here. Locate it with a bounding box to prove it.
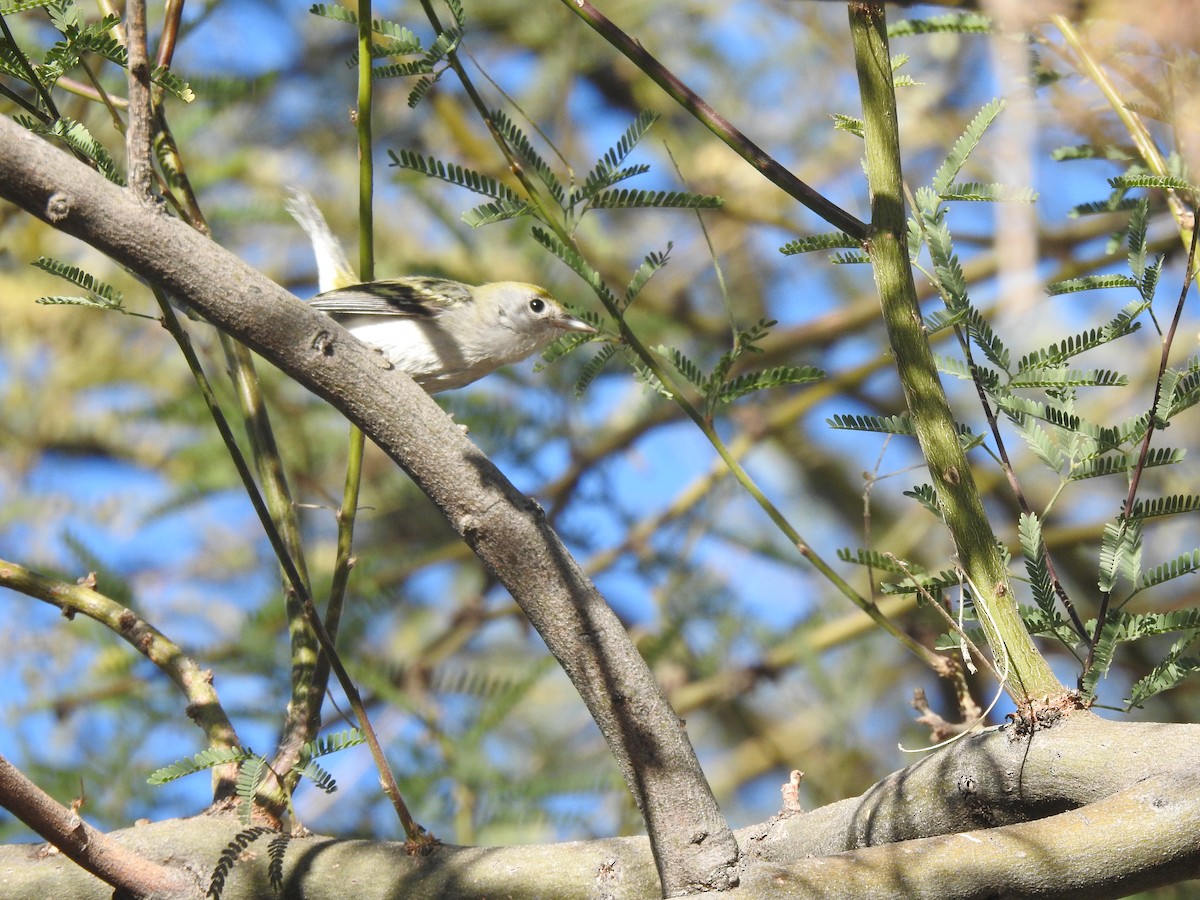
[286,191,595,393]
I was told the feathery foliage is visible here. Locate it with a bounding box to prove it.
[1127,633,1200,709]
[149,731,364,824]
[206,827,274,900]
[1129,494,1200,520]
[312,4,457,105]
[1018,513,1060,633]
[779,231,861,257]
[1,2,193,103]
[389,149,520,202]
[1081,609,1200,701]
[147,747,256,785]
[574,110,659,202]
[932,98,1005,195]
[837,548,925,575]
[1068,447,1185,481]
[1014,303,1148,371]
[938,182,1037,202]
[903,484,942,518]
[887,12,992,37]
[388,108,719,237]
[32,256,133,312]
[1138,549,1200,590]
[588,189,723,210]
[15,115,123,184]
[235,755,268,824]
[828,414,977,444]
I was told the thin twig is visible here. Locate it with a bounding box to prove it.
[155,0,185,68]
[123,0,154,203]
[862,436,893,607]
[77,57,125,132]
[0,15,58,125]
[887,555,1003,684]
[0,80,47,119]
[1086,210,1200,672]
[0,755,196,897]
[556,0,869,240]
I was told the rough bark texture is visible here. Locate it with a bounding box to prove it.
[1,715,1198,898]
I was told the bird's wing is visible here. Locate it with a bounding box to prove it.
[308,278,471,318]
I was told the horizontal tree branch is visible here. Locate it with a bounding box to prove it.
[2,715,1197,898]
[741,771,1200,899]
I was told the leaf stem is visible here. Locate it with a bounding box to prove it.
[1086,213,1200,674]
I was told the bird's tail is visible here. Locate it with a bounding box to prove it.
[285,188,358,293]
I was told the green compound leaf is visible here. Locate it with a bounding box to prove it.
[588,189,723,210]
[933,98,1005,195]
[148,747,255,784]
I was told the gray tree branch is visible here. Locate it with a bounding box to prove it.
[1,714,1197,898]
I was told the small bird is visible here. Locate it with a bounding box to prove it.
[287,191,595,392]
[308,277,596,392]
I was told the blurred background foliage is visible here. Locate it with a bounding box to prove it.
[1,0,1199,860]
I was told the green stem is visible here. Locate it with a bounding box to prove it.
[848,1,1064,702]
[313,0,374,722]
[315,0,377,695]
[357,8,375,280]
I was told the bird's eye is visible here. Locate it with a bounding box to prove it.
[529,297,546,314]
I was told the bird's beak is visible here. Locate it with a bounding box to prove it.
[555,314,598,334]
